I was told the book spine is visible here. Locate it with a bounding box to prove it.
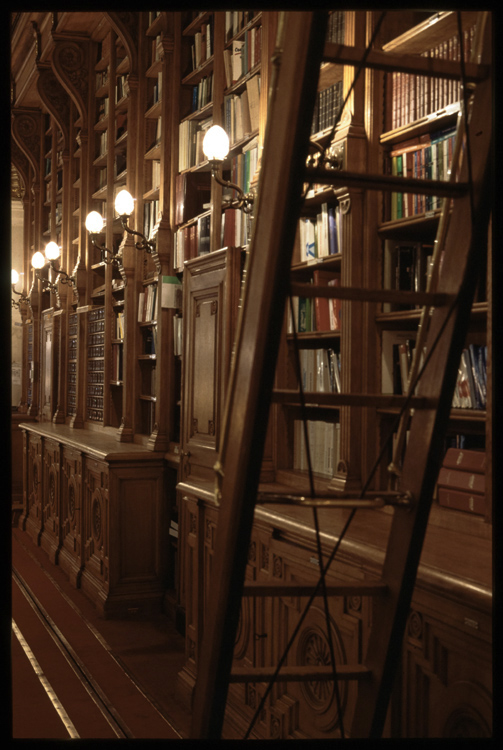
[437,487,485,516]
[437,467,485,494]
[442,448,486,474]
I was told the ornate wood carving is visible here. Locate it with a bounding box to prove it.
[36,65,69,149]
[11,144,30,197]
[105,12,138,73]
[11,109,42,180]
[52,38,90,127]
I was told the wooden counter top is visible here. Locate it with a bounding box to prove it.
[19,422,166,463]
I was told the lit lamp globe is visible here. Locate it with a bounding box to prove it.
[203,125,230,162]
[115,189,135,217]
[45,241,61,261]
[11,269,20,286]
[85,211,104,234]
[32,251,46,270]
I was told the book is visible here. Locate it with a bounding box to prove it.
[328,277,342,331]
[246,74,260,133]
[161,276,182,309]
[327,206,339,255]
[437,466,485,495]
[437,487,485,516]
[231,40,244,83]
[313,269,339,332]
[398,341,412,394]
[442,448,486,474]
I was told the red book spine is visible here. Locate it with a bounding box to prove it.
[437,487,485,516]
[442,448,486,474]
[437,467,485,494]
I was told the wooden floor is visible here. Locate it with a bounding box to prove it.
[10,526,191,740]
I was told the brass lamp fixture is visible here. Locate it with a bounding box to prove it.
[114,189,156,254]
[11,269,31,311]
[202,125,255,214]
[43,241,77,290]
[31,246,60,305]
[85,210,125,272]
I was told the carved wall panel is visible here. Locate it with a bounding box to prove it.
[108,463,167,599]
[23,433,43,545]
[178,493,492,740]
[59,446,83,587]
[402,608,492,738]
[40,438,61,563]
[80,457,110,610]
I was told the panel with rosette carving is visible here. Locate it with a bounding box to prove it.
[401,605,492,737]
[59,446,84,587]
[80,457,110,612]
[40,438,62,564]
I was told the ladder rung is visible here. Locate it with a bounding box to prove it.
[256,491,412,509]
[242,581,388,597]
[271,389,436,409]
[305,167,468,197]
[290,282,451,307]
[230,664,371,683]
[283,405,339,422]
[322,42,489,83]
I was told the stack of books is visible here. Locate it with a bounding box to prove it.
[436,448,486,516]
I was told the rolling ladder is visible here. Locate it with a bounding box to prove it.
[190,10,493,739]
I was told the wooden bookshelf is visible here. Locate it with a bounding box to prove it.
[10,10,493,737]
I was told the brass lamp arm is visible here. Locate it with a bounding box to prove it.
[210,162,255,214]
[119,217,156,254]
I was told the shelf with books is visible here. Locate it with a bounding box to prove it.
[381,11,478,136]
[173,211,212,271]
[371,13,492,537]
[223,12,262,88]
[86,306,105,424]
[137,322,158,439]
[182,11,214,75]
[67,312,78,418]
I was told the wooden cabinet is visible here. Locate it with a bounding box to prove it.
[20,422,168,617]
[176,493,491,738]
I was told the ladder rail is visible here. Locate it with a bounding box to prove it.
[189,12,330,738]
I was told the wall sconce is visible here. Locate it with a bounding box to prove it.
[43,242,77,291]
[31,241,77,307]
[32,248,60,305]
[114,189,156,254]
[202,125,255,214]
[85,211,126,278]
[11,269,32,312]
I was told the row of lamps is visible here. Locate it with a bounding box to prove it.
[12,125,253,308]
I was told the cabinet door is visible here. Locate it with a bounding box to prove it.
[180,248,241,485]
